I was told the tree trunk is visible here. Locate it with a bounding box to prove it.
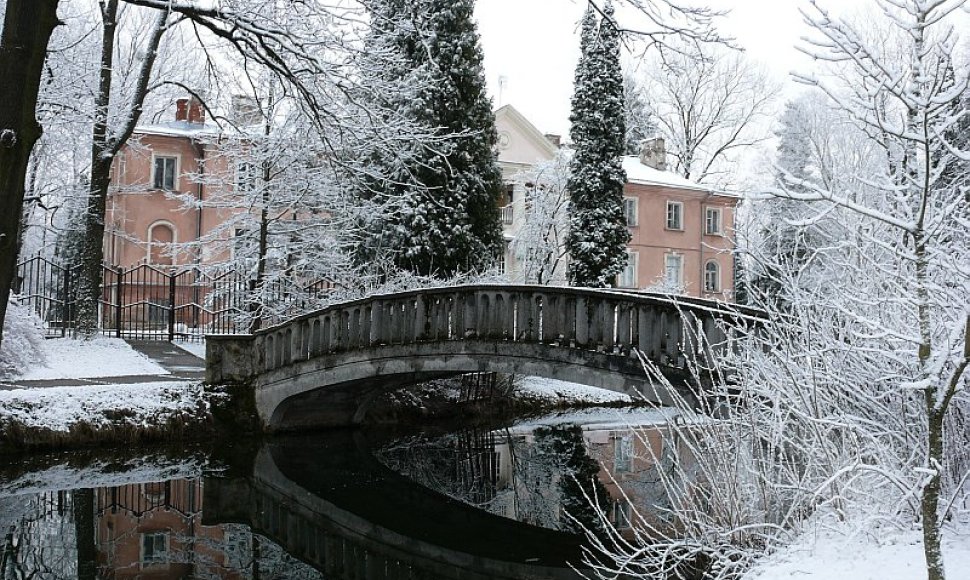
[75,3,166,334]
[922,404,946,580]
[0,0,60,346]
[75,0,119,334]
[72,488,97,580]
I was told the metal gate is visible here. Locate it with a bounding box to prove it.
[14,255,332,341]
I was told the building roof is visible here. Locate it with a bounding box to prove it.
[622,156,738,198]
[133,120,223,139]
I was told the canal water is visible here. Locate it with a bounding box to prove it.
[0,407,684,579]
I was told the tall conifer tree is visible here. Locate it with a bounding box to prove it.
[364,0,504,277]
[566,4,629,288]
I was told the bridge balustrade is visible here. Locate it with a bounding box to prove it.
[248,286,746,377]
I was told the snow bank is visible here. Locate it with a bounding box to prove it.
[516,376,633,404]
[746,524,970,580]
[0,299,47,378]
[0,380,206,433]
[14,336,169,380]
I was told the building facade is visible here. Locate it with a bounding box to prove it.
[618,139,738,300]
[104,97,235,270]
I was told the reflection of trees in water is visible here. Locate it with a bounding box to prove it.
[375,428,500,508]
[0,492,78,580]
[376,425,612,536]
[531,425,611,536]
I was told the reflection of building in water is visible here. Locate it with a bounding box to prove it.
[490,423,690,536]
[90,479,321,579]
[95,479,245,579]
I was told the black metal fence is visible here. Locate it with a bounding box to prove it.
[14,255,334,341]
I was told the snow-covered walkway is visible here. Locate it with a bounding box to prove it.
[0,337,204,390]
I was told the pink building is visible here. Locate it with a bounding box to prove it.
[618,139,738,301]
[104,97,236,270]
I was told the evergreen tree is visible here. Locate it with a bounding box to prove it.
[363,0,504,277]
[566,4,630,288]
[753,100,818,300]
[624,73,655,155]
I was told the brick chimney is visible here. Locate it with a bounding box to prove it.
[544,133,562,148]
[639,137,667,171]
[175,97,205,124]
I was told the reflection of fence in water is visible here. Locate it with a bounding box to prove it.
[96,480,201,518]
[15,255,334,341]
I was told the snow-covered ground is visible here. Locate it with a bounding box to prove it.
[11,337,169,380]
[0,381,205,432]
[746,524,970,580]
[516,376,634,404]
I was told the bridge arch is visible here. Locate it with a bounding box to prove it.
[206,285,762,431]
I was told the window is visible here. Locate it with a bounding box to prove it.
[614,434,633,472]
[613,501,633,529]
[624,197,638,227]
[666,200,683,230]
[665,253,683,288]
[153,156,177,190]
[704,260,720,293]
[141,532,168,566]
[236,161,256,194]
[705,207,722,235]
[147,222,175,265]
[617,251,638,288]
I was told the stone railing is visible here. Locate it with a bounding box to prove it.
[207,285,764,385]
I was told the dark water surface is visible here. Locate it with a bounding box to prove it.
[0,408,679,579]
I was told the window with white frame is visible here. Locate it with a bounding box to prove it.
[704,260,720,293]
[141,532,168,566]
[617,250,638,288]
[236,161,257,194]
[624,197,638,227]
[614,434,633,472]
[666,200,683,230]
[705,207,722,235]
[664,253,683,288]
[153,156,177,190]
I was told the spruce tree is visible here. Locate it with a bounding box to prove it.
[566,4,630,288]
[364,0,504,277]
[754,100,816,300]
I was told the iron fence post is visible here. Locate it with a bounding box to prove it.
[116,267,123,338]
[168,271,176,342]
[61,264,69,338]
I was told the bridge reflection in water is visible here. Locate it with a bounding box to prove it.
[204,431,587,579]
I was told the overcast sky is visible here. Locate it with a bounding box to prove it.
[473,0,868,137]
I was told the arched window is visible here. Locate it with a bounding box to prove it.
[704,260,720,293]
[147,222,176,265]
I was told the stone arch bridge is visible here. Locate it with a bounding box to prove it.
[206,285,763,431]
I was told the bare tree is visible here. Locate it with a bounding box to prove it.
[639,41,780,185]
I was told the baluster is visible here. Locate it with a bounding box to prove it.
[265,335,275,371]
[541,294,558,343]
[311,319,322,356]
[575,297,589,348]
[370,300,383,345]
[616,303,632,353]
[414,296,427,341]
